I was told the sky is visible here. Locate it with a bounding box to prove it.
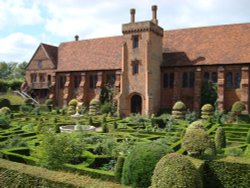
[0,0,249,62]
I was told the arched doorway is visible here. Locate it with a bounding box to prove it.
[131,94,142,114]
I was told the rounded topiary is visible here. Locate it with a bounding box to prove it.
[122,142,173,188]
[215,127,226,151]
[201,104,214,119]
[0,98,11,108]
[151,153,203,188]
[89,98,100,116]
[172,101,186,119]
[45,98,53,106]
[187,120,206,130]
[182,127,211,157]
[231,101,245,115]
[0,107,11,115]
[68,99,78,107]
[114,156,125,183]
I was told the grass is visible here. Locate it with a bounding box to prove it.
[0,92,24,105]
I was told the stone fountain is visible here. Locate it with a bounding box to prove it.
[60,103,96,132]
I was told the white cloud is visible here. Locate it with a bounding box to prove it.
[0,33,39,62]
[0,0,43,30]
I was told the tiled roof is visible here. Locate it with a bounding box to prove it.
[162,23,250,67]
[57,36,124,71]
[42,43,58,66]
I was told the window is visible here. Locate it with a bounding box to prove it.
[235,72,241,88]
[225,72,233,88]
[133,35,139,48]
[182,72,188,88]
[31,73,37,83]
[163,73,174,88]
[211,72,218,83]
[163,73,169,88]
[74,75,81,88]
[37,60,43,69]
[132,62,139,74]
[204,72,209,80]
[59,76,66,89]
[182,72,195,88]
[39,73,46,82]
[89,74,97,89]
[106,74,115,86]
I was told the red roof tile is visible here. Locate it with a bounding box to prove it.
[57,36,124,71]
[163,23,250,67]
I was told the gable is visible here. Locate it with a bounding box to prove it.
[26,44,57,71]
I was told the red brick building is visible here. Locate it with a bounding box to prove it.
[25,5,250,116]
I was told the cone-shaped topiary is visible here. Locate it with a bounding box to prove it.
[231,101,245,115]
[215,127,226,151]
[151,153,203,188]
[122,142,173,188]
[172,101,186,119]
[201,104,214,119]
[89,98,100,115]
[68,99,78,107]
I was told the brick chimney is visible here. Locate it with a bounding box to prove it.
[75,35,79,41]
[130,8,135,23]
[151,5,158,25]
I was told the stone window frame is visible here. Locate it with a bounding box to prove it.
[163,72,174,88]
[182,71,195,88]
[31,73,37,83]
[74,75,81,89]
[131,60,140,75]
[225,71,241,89]
[39,73,46,82]
[59,75,66,89]
[37,60,43,69]
[203,71,218,83]
[132,35,139,48]
[106,73,116,86]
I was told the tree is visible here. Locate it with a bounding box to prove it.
[201,80,217,107]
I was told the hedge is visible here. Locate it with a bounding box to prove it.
[0,159,127,188]
[0,79,23,92]
[204,157,250,188]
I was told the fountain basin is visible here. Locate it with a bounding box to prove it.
[60,125,96,133]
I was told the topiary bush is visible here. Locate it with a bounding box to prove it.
[122,141,173,188]
[89,98,100,116]
[151,153,203,188]
[182,121,212,158]
[215,127,226,151]
[0,98,11,108]
[201,104,214,119]
[231,101,245,115]
[114,156,125,183]
[172,101,186,119]
[0,107,11,115]
[68,99,78,107]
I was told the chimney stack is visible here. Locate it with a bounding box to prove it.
[130,8,135,23]
[151,5,158,25]
[75,35,79,41]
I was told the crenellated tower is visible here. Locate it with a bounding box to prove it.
[118,5,163,116]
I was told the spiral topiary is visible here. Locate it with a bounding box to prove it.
[114,156,125,183]
[122,142,173,188]
[172,101,186,119]
[151,153,203,188]
[89,98,100,115]
[201,104,214,119]
[231,101,245,115]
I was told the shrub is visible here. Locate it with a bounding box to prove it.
[182,125,212,158]
[45,99,53,111]
[24,98,33,105]
[0,98,11,108]
[247,130,250,144]
[224,147,243,157]
[89,98,100,115]
[100,102,112,114]
[231,101,245,115]
[102,123,109,133]
[185,109,199,123]
[0,107,11,115]
[114,156,125,183]
[122,141,173,188]
[32,133,85,169]
[172,101,186,119]
[19,105,33,113]
[68,99,78,107]
[201,104,214,119]
[187,120,206,130]
[215,127,226,151]
[113,122,118,130]
[0,115,10,129]
[88,117,93,126]
[151,153,203,188]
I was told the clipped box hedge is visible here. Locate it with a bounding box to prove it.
[0,159,127,188]
[204,156,250,188]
